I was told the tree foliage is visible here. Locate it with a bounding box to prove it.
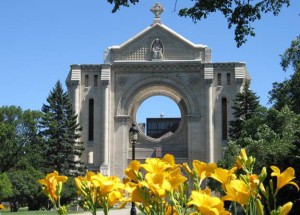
[5,168,47,211]
[0,173,12,200]
[40,81,85,177]
[224,106,298,168]
[106,0,291,47]
[0,106,46,210]
[0,106,43,173]
[269,35,300,113]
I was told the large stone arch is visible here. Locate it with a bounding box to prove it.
[116,74,200,119]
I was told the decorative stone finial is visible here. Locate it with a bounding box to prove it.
[151,3,164,22]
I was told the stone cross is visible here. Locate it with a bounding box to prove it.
[150,3,164,18]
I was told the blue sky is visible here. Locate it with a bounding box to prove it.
[0,1,299,121]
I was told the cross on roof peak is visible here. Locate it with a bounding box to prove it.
[150,3,165,20]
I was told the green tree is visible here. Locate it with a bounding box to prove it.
[269,35,300,113]
[40,81,85,176]
[0,106,43,173]
[106,0,291,47]
[228,80,260,140]
[0,106,22,172]
[0,173,12,200]
[5,168,47,211]
[0,106,46,210]
[223,106,297,169]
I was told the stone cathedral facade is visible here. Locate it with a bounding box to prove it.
[66,3,250,177]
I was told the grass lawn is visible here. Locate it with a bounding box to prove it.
[0,208,83,215]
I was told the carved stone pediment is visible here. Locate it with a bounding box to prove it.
[105,23,211,63]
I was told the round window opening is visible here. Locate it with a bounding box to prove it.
[137,95,181,140]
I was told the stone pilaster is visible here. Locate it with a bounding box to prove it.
[204,64,214,162]
[100,65,111,175]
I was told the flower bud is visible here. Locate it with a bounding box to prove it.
[255,199,264,215]
[57,181,63,195]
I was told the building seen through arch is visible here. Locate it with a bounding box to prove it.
[66,3,250,177]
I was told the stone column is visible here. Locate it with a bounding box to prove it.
[204,64,214,163]
[100,65,111,175]
[207,81,214,163]
[73,81,80,120]
[69,66,81,120]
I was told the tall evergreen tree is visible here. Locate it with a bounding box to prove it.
[228,80,260,140]
[40,81,85,176]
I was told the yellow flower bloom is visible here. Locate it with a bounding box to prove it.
[146,172,172,197]
[91,173,124,196]
[210,167,237,185]
[0,204,5,209]
[38,171,68,202]
[75,171,124,215]
[141,157,171,174]
[187,190,230,215]
[193,160,217,181]
[123,181,150,205]
[74,171,96,198]
[270,166,299,191]
[124,160,141,182]
[222,179,251,206]
[162,154,181,170]
[166,167,187,190]
[107,190,124,207]
[248,174,259,192]
[182,162,194,177]
[279,202,293,215]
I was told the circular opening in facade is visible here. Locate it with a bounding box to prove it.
[137,95,181,140]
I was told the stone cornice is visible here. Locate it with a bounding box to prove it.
[112,62,203,72]
[71,64,104,71]
[112,62,246,73]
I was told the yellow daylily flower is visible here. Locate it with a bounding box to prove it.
[107,190,124,207]
[124,160,141,182]
[193,160,217,181]
[248,174,259,192]
[123,181,150,205]
[210,167,237,185]
[182,162,194,177]
[162,154,181,170]
[75,171,124,215]
[38,171,68,202]
[146,172,172,197]
[141,157,171,174]
[91,173,124,196]
[187,190,230,215]
[270,166,299,191]
[279,202,293,215]
[222,179,251,206]
[166,167,187,190]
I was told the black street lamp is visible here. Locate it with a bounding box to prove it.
[129,123,139,215]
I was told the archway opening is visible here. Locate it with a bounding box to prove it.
[137,95,181,139]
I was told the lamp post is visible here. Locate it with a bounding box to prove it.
[129,123,139,215]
